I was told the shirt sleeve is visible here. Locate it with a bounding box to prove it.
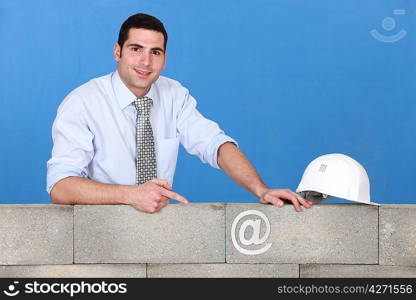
[176,88,238,169]
[46,94,94,194]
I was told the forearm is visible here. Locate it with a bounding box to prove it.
[217,142,268,199]
[50,176,132,205]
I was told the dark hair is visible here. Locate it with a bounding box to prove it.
[117,13,168,53]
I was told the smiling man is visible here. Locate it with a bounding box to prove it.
[47,13,313,213]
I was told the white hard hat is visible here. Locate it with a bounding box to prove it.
[296,153,378,205]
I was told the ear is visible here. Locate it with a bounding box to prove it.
[113,43,121,62]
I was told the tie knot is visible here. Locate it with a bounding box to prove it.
[133,97,153,115]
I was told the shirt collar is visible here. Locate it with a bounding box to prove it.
[111,70,155,110]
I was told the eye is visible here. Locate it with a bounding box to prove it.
[152,50,162,56]
[131,47,143,53]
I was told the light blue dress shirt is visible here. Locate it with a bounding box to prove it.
[46,71,237,193]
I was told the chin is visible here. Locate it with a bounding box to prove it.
[134,81,151,89]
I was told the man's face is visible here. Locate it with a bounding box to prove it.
[114,28,166,98]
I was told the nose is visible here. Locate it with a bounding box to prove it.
[139,50,151,67]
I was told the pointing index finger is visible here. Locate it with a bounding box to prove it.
[161,189,189,204]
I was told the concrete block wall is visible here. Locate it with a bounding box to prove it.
[0,203,415,278]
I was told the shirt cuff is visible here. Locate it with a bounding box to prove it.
[46,163,88,194]
[206,135,239,169]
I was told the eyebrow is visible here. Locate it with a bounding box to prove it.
[126,43,165,53]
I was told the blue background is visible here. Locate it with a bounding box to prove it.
[1,0,415,204]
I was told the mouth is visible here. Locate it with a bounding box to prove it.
[134,68,152,78]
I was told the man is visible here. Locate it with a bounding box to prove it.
[47,13,313,213]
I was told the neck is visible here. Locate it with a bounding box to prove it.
[116,69,151,99]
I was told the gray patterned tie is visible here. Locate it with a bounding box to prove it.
[133,97,157,185]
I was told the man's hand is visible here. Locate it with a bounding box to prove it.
[260,188,313,212]
[125,179,188,213]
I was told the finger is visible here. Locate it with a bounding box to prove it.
[160,189,189,204]
[154,200,168,213]
[297,193,314,206]
[297,195,312,208]
[271,198,285,208]
[292,192,313,208]
[159,198,168,208]
[282,191,302,212]
[264,194,284,207]
[150,179,172,190]
[267,190,299,210]
[148,203,159,214]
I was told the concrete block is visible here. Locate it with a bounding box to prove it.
[147,263,298,278]
[0,205,73,265]
[74,204,225,263]
[226,204,378,264]
[0,264,146,278]
[300,264,416,278]
[380,205,416,266]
